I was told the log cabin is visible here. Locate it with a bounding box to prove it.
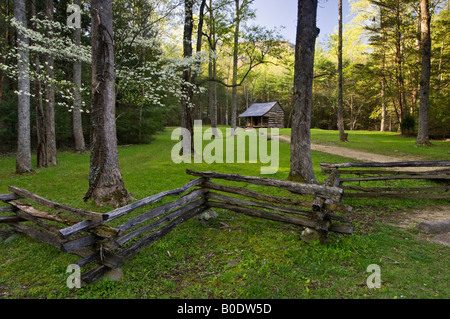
[239,102,285,128]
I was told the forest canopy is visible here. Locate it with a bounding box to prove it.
[0,0,449,155]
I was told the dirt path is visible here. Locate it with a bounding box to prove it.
[276,134,420,163]
[275,134,450,247]
[388,206,450,247]
[276,134,438,172]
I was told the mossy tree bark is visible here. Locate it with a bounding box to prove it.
[289,0,319,184]
[85,0,131,208]
[14,0,32,174]
[416,0,432,146]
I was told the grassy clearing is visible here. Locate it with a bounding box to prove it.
[0,127,448,299]
[279,128,450,161]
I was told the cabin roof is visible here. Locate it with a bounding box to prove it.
[238,102,281,118]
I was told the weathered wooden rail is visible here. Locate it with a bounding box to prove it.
[320,160,450,199]
[0,170,353,284]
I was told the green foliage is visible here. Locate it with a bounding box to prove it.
[0,92,17,153]
[116,105,167,145]
[0,128,448,299]
[400,113,416,136]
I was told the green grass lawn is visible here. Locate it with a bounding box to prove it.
[279,128,450,161]
[0,127,448,299]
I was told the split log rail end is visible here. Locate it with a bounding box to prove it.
[0,170,353,284]
[320,160,450,199]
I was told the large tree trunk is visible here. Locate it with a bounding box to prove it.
[289,0,318,184]
[380,74,387,132]
[0,0,10,105]
[85,0,131,208]
[192,0,207,121]
[180,0,195,155]
[73,0,86,154]
[31,0,47,167]
[44,0,57,166]
[416,0,431,146]
[337,0,347,142]
[207,4,218,136]
[14,0,32,174]
[379,6,387,132]
[394,1,406,131]
[231,0,240,133]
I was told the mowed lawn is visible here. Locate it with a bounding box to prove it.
[0,127,448,299]
[279,128,450,161]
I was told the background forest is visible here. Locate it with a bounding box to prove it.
[0,0,449,155]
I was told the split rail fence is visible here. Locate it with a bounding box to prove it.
[0,169,352,284]
[320,160,450,199]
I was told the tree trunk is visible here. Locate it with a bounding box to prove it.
[44,0,57,166]
[416,0,431,146]
[394,1,405,131]
[31,0,47,167]
[289,0,318,184]
[0,0,9,105]
[378,5,387,132]
[207,0,218,135]
[85,0,131,208]
[192,0,206,122]
[337,0,347,142]
[72,0,86,153]
[231,0,240,133]
[180,0,195,155]
[380,53,387,132]
[14,0,32,174]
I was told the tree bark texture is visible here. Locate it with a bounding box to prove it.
[231,0,240,132]
[289,0,319,184]
[208,3,218,133]
[30,0,47,168]
[180,0,195,154]
[14,0,32,174]
[337,0,347,142]
[44,0,57,166]
[380,55,387,132]
[73,0,86,153]
[416,0,431,146]
[85,0,131,208]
